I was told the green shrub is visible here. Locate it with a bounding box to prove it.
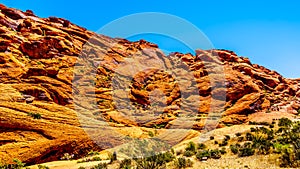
[220,147,226,155]
[197,143,206,150]
[148,131,155,137]
[209,149,221,159]
[174,157,193,169]
[185,142,196,153]
[134,153,169,169]
[119,159,132,169]
[28,112,42,119]
[91,163,107,169]
[92,157,102,161]
[278,118,292,127]
[0,159,26,169]
[88,150,100,156]
[183,150,194,157]
[38,165,50,169]
[230,144,239,154]
[238,143,255,157]
[219,140,228,147]
[196,150,210,160]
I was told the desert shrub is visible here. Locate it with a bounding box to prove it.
[133,151,174,169]
[185,142,196,153]
[174,157,193,169]
[148,131,154,137]
[209,136,214,140]
[119,159,132,169]
[209,149,221,159]
[214,141,218,145]
[38,165,50,169]
[224,135,231,141]
[196,150,210,160]
[219,140,228,147]
[28,112,42,119]
[197,143,206,150]
[245,132,253,141]
[238,143,255,157]
[278,118,292,127]
[235,132,242,137]
[160,151,175,163]
[220,147,226,155]
[0,159,26,169]
[91,163,108,169]
[230,144,239,154]
[237,136,244,142]
[88,150,100,156]
[183,150,194,157]
[279,147,300,168]
[78,167,86,169]
[92,157,102,161]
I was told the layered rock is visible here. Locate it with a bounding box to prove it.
[0,4,299,164]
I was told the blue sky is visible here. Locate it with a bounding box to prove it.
[2,0,300,78]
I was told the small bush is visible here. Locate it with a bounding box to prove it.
[237,136,244,142]
[183,150,194,157]
[224,135,231,141]
[220,148,226,155]
[278,118,292,127]
[197,143,206,150]
[174,157,193,169]
[28,112,42,119]
[196,150,210,160]
[38,165,50,169]
[235,132,242,137]
[134,152,172,169]
[148,131,154,137]
[230,144,239,154]
[209,136,214,140]
[185,142,196,153]
[91,163,108,169]
[119,159,132,169]
[92,157,102,161]
[209,149,221,159]
[238,143,255,157]
[88,150,100,156]
[219,140,228,147]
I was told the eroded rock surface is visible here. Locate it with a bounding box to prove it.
[0,4,299,164]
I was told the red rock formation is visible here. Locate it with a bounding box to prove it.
[0,4,299,164]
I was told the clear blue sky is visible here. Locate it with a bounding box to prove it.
[2,0,300,78]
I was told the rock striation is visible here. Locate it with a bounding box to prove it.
[0,4,299,164]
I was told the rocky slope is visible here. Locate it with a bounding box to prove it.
[0,4,299,165]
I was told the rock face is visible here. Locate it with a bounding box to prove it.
[0,4,299,164]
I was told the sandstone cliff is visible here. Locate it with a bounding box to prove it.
[0,4,299,164]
